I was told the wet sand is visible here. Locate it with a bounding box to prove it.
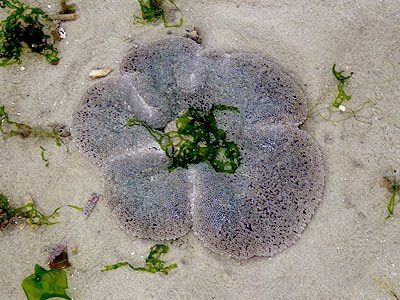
[1,0,400,299]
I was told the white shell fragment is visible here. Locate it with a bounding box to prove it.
[71,37,325,259]
[89,69,113,79]
[58,27,66,39]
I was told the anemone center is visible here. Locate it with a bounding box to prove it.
[126,104,242,174]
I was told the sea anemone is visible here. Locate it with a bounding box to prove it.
[71,37,324,259]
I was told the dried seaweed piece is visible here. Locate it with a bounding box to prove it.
[373,276,399,299]
[133,0,183,28]
[0,105,67,146]
[0,0,59,66]
[59,0,75,14]
[0,105,32,137]
[21,264,71,300]
[127,104,242,174]
[102,244,177,274]
[0,193,16,229]
[383,170,400,220]
[39,146,49,167]
[52,14,76,21]
[49,250,71,270]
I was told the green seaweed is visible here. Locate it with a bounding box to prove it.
[373,276,399,299]
[0,194,61,229]
[0,105,66,146]
[66,204,83,211]
[0,104,32,137]
[0,0,59,66]
[133,0,183,28]
[332,64,353,108]
[383,170,400,220]
[0,193,83,230]
[313,99,372,124]
[312,64,371,124]
[127,104,242,174]
[102,244,177,274]
[40,146,49,167]
[21,264,71,300]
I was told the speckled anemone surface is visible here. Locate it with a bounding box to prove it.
[71,37,324,259]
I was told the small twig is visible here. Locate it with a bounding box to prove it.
[52,13,77,21]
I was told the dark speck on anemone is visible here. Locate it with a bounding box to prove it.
[71,37,325,259]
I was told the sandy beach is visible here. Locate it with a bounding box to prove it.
[1,0,400,299]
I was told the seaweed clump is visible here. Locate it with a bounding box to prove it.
[313,64,371,123]
[0,105,69,146]
[0,193,82,230]
[0,105,71,167]
[0,193,61,230]
[127,104,242,174]
[383,170,400,220]
[102,244,177,274]
[0,0,59,66]
[133,0,183,28]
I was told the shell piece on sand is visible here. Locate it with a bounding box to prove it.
[71,37,324,258]
[89,69,113,79]
[103,148,192,240]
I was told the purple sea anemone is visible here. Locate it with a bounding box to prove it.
[71,37,324,259]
